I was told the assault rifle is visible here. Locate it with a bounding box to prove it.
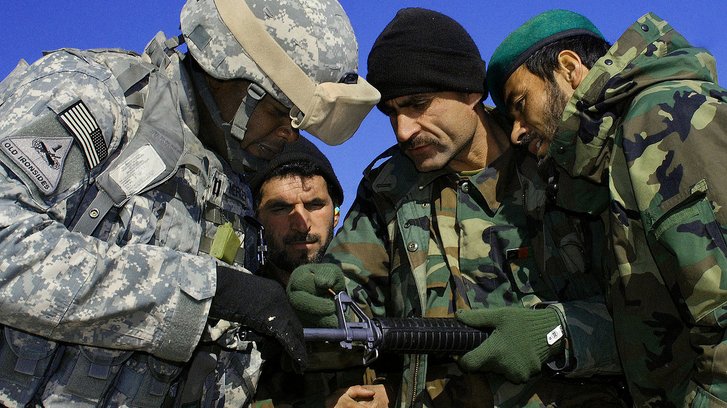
[303,292,490,364]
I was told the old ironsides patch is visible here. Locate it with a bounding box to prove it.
[0,135,74,194]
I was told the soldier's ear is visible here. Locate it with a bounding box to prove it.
[556,50,587,90]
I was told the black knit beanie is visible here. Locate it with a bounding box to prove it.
[367,7,487,109]
[250,137,343,206]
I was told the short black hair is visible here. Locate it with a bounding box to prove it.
[524,34,611,83]
[255,160,342,208]
[250,137,344,209]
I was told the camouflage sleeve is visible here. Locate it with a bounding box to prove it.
[323,176,392,318]
[0,52,215,362]
[621,80,727,375]
[547,299,622,376]
[540,206,622,376]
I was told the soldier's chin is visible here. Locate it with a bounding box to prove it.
[410,156,445,173]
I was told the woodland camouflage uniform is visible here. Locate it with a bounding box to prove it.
[545,12,727,407]
[324,124,625,407]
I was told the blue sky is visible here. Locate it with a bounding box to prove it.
[2,1,726,220]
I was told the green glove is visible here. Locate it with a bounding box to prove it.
[287,263,346,328]
[456,306,565,384]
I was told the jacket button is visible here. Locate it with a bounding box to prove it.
[558,146,566,154]
[641,24,649,32]
[407,242,418,252]
[604,59,613,65]
[460,181,470,193]
[404,221,411,228]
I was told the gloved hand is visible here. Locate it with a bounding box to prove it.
[210,265,306,371]
[286,263,346,328]
[456,306,565,384]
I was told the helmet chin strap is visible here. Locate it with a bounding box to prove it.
[189,59,269,172]
[224,136,269,174]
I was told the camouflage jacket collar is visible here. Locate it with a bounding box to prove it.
[548,12,718,183]
[456,146,516,213]
[365,145,448,210]
[365,145,518,214]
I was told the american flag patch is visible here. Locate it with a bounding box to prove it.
[57,101,108,169]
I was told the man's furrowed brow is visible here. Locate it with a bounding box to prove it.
[260,197,292,210]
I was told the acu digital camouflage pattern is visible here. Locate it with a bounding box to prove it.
[324,135,625,407]
[546,12,727,407]
[0,33,264,406]
[181,0,359,108]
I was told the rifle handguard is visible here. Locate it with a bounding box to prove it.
[376,317,488,354]
[303,292,489,364]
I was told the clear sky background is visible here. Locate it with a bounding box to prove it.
[2,1,726,221]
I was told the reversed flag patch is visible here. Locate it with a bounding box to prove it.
[57,101,108,169]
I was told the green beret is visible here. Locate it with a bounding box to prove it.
[487,9,604,112]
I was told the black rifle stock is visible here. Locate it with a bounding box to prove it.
[303,292,489,364]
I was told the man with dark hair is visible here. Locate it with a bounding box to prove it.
[287,7,627,407]
[251,137,343,287]
[488,9,727,406]
[251,136,357,407]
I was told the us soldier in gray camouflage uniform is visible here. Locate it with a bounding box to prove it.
[0,0,378,406]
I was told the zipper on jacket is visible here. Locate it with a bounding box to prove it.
[409,354,421,407]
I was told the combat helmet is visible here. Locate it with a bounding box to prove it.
[181,0,379,147]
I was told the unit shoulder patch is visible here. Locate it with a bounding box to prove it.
[0,135,74,194]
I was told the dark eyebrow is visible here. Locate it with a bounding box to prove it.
[381,94,432,116]
[306,197,327,206]
[260,194,329,210]
[397,94,431,108]
[260,198,292,210]
[395,96,417,108]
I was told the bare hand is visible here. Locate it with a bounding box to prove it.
[329,385,389,408]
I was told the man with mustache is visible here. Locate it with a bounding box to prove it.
[252,137,342,288]
[487,9,727,406]
[250,136,354,406]
[287,7,628,407]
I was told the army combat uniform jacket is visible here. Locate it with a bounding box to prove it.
[547,13,727,407]
[0,33,264,407]
[324,142,624,407]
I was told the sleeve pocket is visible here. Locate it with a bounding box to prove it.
[646,179,727,327]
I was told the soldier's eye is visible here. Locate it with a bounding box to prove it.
[411,97,431,110]
[510,96,525,117]
[515,97,525,112]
